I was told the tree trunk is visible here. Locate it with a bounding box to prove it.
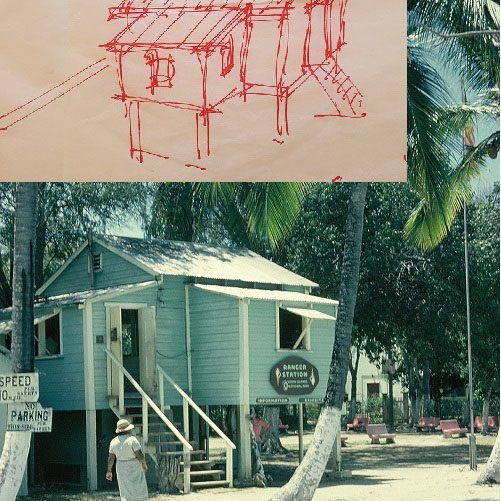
[477,431,500,484]
[262,407,287,454]
[348,346,360,421]
[423,360,430,415]
[157,456,180,493]
[34,183,47,290]
[250,421,266,487]
[0,183,38,499]
[482,388,491,436]
[270,182,368,501]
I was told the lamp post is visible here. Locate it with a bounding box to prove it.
[383,359,396,431]
[463,203,477,470]
[462,84,476,470]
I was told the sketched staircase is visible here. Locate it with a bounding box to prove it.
[123,392,230,490]
[291,58,366,118]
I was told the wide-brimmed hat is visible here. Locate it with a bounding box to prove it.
[116,419,134,433]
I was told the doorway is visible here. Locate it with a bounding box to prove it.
[108,305,157,400]
[121,309,140,392]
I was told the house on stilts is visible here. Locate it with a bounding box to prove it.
[0,235,338,492]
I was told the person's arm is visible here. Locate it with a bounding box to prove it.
[134,449,148,472]
[106,453,116,481]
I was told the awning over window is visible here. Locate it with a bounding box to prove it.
[281,307,336,321]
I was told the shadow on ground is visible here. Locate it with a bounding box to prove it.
[262,441,493,487]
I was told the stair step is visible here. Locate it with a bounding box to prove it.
[190,480,230,489]
[188,469,224,477]
[180,460,216,467]
[157,449,206,457]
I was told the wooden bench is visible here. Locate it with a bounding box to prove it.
[440,419,468,438]
[366,424,396,444]
[416,417,440,432]
[346,416,370,432]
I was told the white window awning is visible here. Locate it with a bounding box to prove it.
[281,307,336,321]
[0,311,59,336]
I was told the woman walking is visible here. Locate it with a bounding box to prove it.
[106,419,149,501]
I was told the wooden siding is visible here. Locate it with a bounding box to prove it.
[41,243,152,297]
[36,307,86,410]
[189,288,241,405]
[248,301,336,404]
[156,277,190,406]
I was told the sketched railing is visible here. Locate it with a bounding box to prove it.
[104,349,194,493]
[157,364,236,488]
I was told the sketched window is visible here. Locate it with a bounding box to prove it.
[144,50,176,94]
[220,35,234,77]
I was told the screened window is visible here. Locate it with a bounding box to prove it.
[278,307,310,350]
[35,313,62,357]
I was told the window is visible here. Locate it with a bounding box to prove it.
[367,383,380,398]
[88,253,102,273]
[35,313,62,358]
[277,307,311,350]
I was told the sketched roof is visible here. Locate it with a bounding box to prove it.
[104,0,289,51]
[96,235,317,287]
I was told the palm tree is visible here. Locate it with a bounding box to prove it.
[0,183,39,499]
[272,2,499,499]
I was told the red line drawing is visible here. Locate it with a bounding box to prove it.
[102,0,366,163]
[0,59,109,131]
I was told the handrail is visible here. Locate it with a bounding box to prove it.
[105,348,193,451]
[156,364,236,450]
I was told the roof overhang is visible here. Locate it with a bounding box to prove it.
[281,306,336,321]
[0,310,60,336]
[191,284,338,306]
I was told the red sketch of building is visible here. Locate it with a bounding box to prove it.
[102,0,366,163]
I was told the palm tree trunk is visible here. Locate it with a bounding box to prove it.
[478,431,500,484]
[0,183,38,499]
[270,182,368,501]
[348,346,361,421]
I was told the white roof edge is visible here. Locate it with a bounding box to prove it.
[281,306,336,321]
[191,284,338,305]
[36,241,88,295]
[85,279,159,305]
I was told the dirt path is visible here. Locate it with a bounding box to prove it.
[25,432,499,501]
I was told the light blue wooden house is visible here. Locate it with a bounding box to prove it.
[0,235,337,492]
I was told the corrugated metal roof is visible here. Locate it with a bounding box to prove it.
[97,235,317,287]
[281,306,336,321]
[192,284,338,305]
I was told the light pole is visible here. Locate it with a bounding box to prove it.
[463,202,477,470]
[462,85,476,470]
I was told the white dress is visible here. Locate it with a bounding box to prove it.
[109,434,149,501]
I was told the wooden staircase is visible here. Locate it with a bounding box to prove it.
[122,392,231,491]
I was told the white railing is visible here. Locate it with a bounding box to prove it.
[105,349,193,493]
[157,364,236,489]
